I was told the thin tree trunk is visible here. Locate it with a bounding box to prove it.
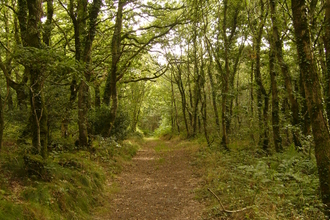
[78,0,102,145]
[61,79,77,138]
[200,54,210,146]
[291,0,330,213]
[0,93,3,151]
[300,72,311,135]
[254,0,269,152]
[205,42,221,139]
[221,78,229,149]
[78,81,89,147]
[103,0,124,136]
[269,35,283,152]
[95,85,101,107]
[174,66,190,136]
[254,35,269,152]
[250,58,255,142]
[171,73,180,133]
[43,0,53,46]
[269,0,283,152]
[324,0,330,122]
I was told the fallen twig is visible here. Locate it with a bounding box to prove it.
[207,188,254,213]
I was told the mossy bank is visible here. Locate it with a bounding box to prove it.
[0,137,140,220]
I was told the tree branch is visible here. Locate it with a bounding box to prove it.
[208,188,254,214]
[123,65,169,83]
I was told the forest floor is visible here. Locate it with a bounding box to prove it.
[92,137,205,220]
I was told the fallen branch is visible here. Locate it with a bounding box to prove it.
[207,188,254,214]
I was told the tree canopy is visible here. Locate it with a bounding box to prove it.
[2,0,330,218]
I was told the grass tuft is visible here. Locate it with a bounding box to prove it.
[0,136,139,219]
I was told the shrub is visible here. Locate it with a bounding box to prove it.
[88,104,130,140]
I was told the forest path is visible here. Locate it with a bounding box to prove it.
[93,137,205,220]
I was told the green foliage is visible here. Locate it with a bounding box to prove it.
[127,128,145,139]
[0,137,139,219]
[154,116,172,137]
[88,104,130,140]
[196,143,326,219]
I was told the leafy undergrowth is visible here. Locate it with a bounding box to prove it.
[195,141,326,219]
[0,136,140,220]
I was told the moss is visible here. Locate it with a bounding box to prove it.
[23,154,47,179]
[0,200,24,220]
[0,135,140,219]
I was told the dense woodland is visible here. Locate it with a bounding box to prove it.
[1,0,330,218]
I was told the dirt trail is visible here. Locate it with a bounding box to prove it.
[94,138,205,220]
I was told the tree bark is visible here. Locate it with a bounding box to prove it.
[291,0,330,213]
[173,65,190,136]
[254,30,269,152]
[171,73,180,133]
[269,35,283,152]
[253,0,270,152]
[207,51,221,139]
[0,93,3,151]
[270,0,302,150]
[103,0,124,136]
[43,0,53,46]
[95,85,101,107]
[324,0,330,122]
[77,0,101,146]
[18,0,49,158]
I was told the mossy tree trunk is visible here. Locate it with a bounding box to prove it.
[78,0,102,147]
[63,0,101,147]
[17,0,49,158]
[173,65,190,137]
[324,0,330,121]
[270,0,302,150]
[269,33,283,152]
[291,0,330,214]
[205,41,221,140]
[103,0,125,136]
[253,2,270,152]
[0,93,3,151]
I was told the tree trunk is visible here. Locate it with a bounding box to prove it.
[269,36,283,152]
[103,0,124,136]
[250,57,255,142]
[43,0,53,46]
[324,0,330,122]
[221,77,229,150]
[206,46,221,138]
[254,31,269,152]
[291,0,330,213]
[253,0,269,152]
[61,79,77,138]
[270,0,302,150]
[174,66,190,136]
[300,72,311,135]
[0,93,3,151]
[269,0,283,152]
[171,73,180,133]
[77,0,101,145]
[78,81,89,147]
[200,56,210,146]
[19,0,49,158]
[95,85,101,107]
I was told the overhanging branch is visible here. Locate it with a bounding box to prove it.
[123,64,169,83]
